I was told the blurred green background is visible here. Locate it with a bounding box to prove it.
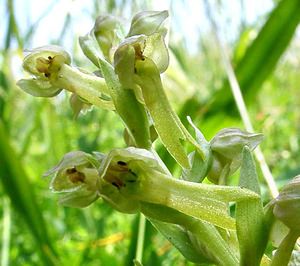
[1,0,300,265]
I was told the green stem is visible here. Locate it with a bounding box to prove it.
[135,214,146,262]
[55,64,114,110]
[271,230,299,266]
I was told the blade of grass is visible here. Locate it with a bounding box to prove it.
[205,0,300,115]
[1,197,11,266]
[204,0,279,198]
[5,0,23,49]
[0,120,58,265]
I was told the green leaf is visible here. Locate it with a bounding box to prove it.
[0,121,58,265]
[236,147,268,266]
[124,215,140,266]
[205,0,300,115]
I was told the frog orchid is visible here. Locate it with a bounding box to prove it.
[17,45,114,114]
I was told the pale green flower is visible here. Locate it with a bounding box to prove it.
[96,147,258,229]
[17,45,114,112]
[44,151,103,208]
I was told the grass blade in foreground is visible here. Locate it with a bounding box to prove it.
[0,121,58,265]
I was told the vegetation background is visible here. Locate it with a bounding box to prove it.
[0,0,300,265]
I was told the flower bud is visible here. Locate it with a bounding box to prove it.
[44,151,103,208]
[127,10,168,37]
[93,15,122,62]
[273,175,300,232]
[208,128,263,183]
[210,128,263,159]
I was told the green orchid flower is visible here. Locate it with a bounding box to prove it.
[96,147,258,229]
[44,151,103,208]
[17,45,114,113]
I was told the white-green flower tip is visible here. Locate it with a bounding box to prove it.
[127,10,168,37]
[17,45,71,97]
[273,175,300,232]
[22,45,71,76]
[93,15,122,62]
[210,128,263,159]
[44,151,103,208]
[114,11,169,74]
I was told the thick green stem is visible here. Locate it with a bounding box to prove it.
[55,64,114,110]
[271,230,299,266]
